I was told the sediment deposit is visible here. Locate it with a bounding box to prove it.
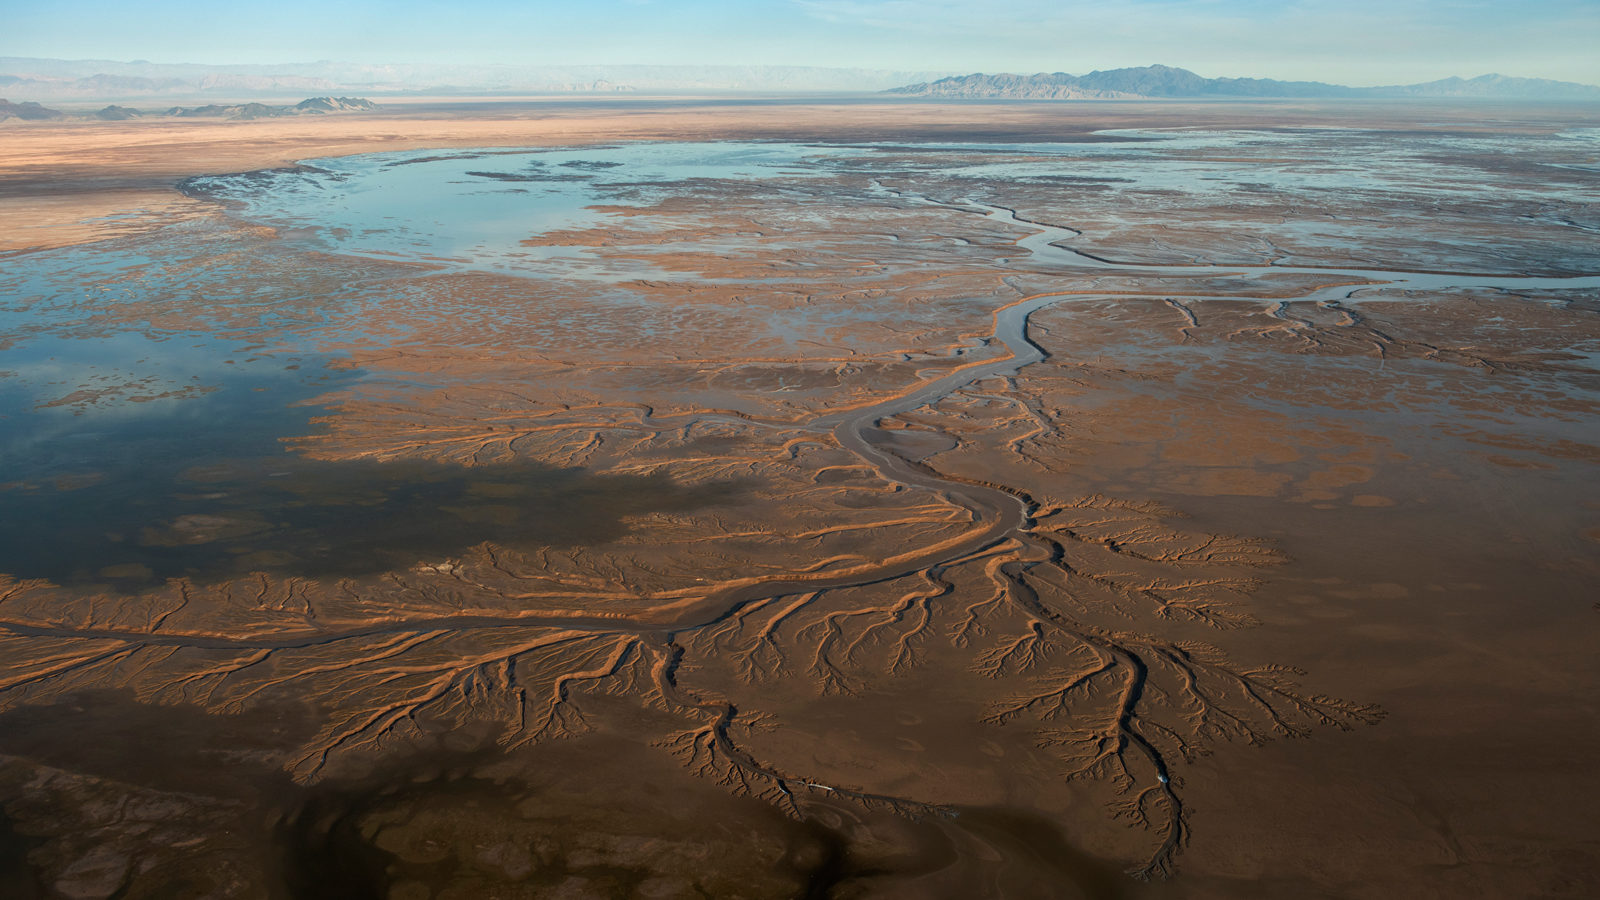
[1,103,1597,898]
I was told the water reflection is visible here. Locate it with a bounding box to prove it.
[0,334,734,588]
[3,454,735,588]
[184,142,851,278]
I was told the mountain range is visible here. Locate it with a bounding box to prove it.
[0,58,953,100]
[0,96,376,122]
[4,58,1596,103]
[163,96,377,119]
[887,65,1600,100]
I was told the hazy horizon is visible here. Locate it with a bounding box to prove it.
[6,0,1597,88]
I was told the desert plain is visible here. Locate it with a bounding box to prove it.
[1,97,1598,898]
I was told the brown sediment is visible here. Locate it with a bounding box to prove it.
[945,288,1600,897]
[0,102,1598,897]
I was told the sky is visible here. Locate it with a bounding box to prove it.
[5,0,1598,86]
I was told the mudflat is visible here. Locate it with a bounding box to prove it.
[1,98,1596,898]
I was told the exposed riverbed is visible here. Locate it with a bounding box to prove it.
[2,125,1597,897]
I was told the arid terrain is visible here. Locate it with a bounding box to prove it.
[1,98,1597,899]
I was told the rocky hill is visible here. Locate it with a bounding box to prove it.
[293,96,377,113]
[93,105,141,120]
[0,98,64,120]
[889,65,1600,101]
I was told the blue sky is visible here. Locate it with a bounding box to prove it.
[6,0,1598,85]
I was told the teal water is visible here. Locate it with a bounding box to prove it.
[185,142,848,279]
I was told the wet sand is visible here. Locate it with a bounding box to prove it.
[1,100,1597,897]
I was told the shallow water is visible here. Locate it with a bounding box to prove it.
[0,334,736,587]
[188,133,1600,281]
[185,142,853,279]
